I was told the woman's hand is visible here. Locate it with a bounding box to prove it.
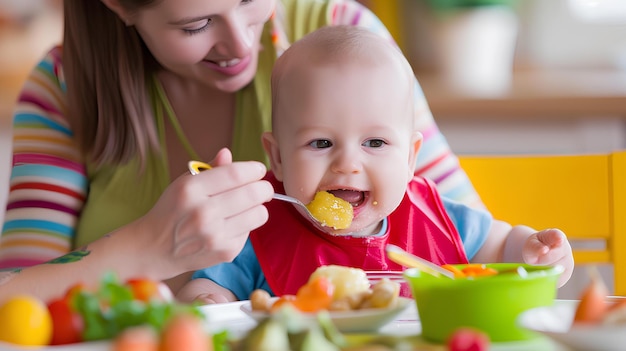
[0,149,272,303]
[129,148,273,280]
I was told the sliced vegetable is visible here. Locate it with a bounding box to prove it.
[293,276,335,313]
[442,264,466,278]
[573,267,609,324]
[442,264,499,278]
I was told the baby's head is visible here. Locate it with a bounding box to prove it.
[263,25,422,236]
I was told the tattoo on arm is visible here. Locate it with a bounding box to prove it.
[46,247,91,265]
[0,246,92,286]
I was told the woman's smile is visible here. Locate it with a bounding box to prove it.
[203,55,251,76]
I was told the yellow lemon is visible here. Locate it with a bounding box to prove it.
[0,295,52,346]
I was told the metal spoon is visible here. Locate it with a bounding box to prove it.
[385,244,455,279]
[188,161,331,230]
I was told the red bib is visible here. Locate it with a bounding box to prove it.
[250,174,469,297]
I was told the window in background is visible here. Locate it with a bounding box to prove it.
[568,0,626,24]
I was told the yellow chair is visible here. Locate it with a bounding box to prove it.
[363,0,404,48]
[459,151,626,296]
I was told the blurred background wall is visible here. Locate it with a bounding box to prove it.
[360,0,626,157]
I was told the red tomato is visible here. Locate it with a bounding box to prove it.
[447,327,490,351]
[47,298,83,345]
[126,278,172,302]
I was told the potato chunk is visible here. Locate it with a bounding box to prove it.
[309,265,370,300]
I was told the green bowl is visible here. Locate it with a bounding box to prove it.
[403,263,563,343]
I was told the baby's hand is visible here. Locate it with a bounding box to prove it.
[523,229,574,287]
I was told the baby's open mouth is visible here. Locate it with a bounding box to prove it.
[327,190,366,207]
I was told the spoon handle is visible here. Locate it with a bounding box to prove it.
[272,193,302,206]
[386,244,455,279]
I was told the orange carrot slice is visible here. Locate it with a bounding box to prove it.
[573,267,609,324]
[461,265,498,277]
[442,264,467,278]
[293,276,335,313]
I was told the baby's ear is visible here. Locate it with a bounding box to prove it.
[408,131,423,181]
[262,132,284,181]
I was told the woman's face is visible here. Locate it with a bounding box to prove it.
[130,0,276,92]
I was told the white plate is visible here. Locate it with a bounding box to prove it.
[0,340,110,351]
[239,297,413,333]
[517,299,626,351]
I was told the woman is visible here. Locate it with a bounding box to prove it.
[0,0,481,303]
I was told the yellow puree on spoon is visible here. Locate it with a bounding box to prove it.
[306,191,354,230]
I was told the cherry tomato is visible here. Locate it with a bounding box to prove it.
[47,297,84,345]
[126,278,172,302]
[447,327,490,351]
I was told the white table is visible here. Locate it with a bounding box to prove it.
[201,300,571,351]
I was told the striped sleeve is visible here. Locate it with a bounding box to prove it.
[0,47,88,269]
[327,0,484,208]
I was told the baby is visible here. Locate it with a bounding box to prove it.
[177,25,574,303]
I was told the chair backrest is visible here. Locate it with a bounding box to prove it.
[458,151,626,296]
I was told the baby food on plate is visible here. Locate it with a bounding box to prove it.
[306,191,353,230]
[250,265,400,314]
[237,265,412,350]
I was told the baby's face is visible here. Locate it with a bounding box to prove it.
[270,59,418,236]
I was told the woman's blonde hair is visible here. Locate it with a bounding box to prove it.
[63,0,160,166]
